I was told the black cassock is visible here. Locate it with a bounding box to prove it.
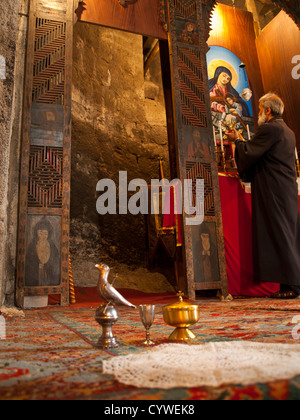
[235,117,300,287]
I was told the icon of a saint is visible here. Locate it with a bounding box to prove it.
[25,217,60,287]
[198,225,219,283]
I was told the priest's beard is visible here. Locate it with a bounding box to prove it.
[258,110,267,126]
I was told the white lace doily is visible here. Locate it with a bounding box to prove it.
[102,341,300,389]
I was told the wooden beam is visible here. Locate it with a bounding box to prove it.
[78,0,168,39]
[144,41,159,75]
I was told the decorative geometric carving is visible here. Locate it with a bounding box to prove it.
[178,47,207,127]
[186,161,215,216]
[174,0,197,20]
[28,146,63,208]
[32,19,66,105]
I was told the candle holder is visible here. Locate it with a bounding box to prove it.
[221,150,226,172]
[215,145,219,165]
[229,142,237,169]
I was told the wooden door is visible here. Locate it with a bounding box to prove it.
[164,0,229,298]
[16,0,73,307]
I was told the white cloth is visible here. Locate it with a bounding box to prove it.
[102,341,300,389]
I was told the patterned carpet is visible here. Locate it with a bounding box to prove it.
[1,289,300,400]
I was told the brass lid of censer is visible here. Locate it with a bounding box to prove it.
[163,292,198,311]
[163,292,200,341]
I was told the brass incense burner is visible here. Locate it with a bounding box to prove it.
[163,292,200,341]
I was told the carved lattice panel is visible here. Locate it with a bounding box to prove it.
[28,146,63,208]
[32,18,66,105]
[186,161,215,217]
[178,47,207,127]
[174,0,197,20]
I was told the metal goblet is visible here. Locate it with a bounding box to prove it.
[139,304,156,346]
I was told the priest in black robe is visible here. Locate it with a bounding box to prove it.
[226,92,300,298]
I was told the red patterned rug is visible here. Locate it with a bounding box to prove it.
[235,301,300,312]
[1,289,300,400]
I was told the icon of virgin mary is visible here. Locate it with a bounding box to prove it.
[209,66,250,118]
[25,217,60,287]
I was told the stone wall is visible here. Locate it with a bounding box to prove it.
[0,0,28,305]
[71,22,173,292]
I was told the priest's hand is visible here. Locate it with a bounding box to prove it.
[225,128,240,141]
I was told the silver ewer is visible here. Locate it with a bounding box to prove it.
[94,263,136,349]
[95,304,119,349]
